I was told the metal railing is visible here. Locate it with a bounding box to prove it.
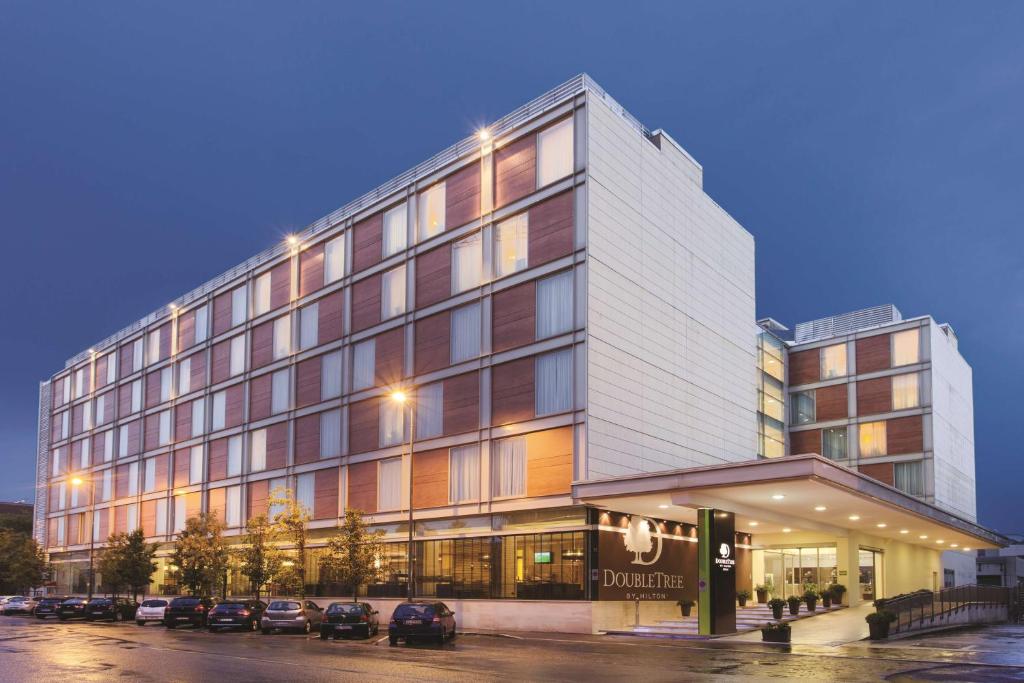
[880,584,1012,635]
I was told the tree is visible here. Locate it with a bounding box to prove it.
[269,486,310,599]
[107,530,159,600]
[320,509,384,601]
[0,530,47,594]
[236,514,283,601]
[97,533,128,597]
[172,512,230,597]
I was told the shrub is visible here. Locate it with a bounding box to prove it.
[786,595,802,606]
[676,599,695,608]
[866,610,897,625]
[737,590,751,600]
[762,621,790,632]
[767,598,787,609]
[803,589,819,601]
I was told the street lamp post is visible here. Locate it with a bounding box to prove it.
[71,477,96,600]
[390,390,416,599]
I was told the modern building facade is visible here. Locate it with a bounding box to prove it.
[35,75,1004,633]
[977,546,1024,587]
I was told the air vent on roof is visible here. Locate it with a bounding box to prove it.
[794,304,902,343]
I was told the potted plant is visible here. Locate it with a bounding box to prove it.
[768,598,787,620]
[866,610,897,640]
[829,583,847,606]
[677,599,695,617]
[755,584,769,604]
[803,589,819,612]
[786,595,801,616]
[737,590,751,607]
[761,621,791,643]
[821,590,832,608]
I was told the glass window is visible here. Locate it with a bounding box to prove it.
[147,330,161,365]
[760,375,784,422]
[106,353,117,384]
[381,266,406,319]
[227,435,242,477]
[379,398,405,447]
[820,343,847,379]
[191,399,205,438]
[226,486,241,527]
[378,458,402,511]
[250,429,267,472]
[352,340,375,391]
[211,391,226,430]
[759,333,785,382]
[536,271,573,339]
[155,498,167,535]
[537,118,574,187]
[321,351,342,399]
[859,421,887,457]
[822,427,847,460]
[253,273,271,316]
[178,358,191,395]
[194,305,208,344]
[101,469,112,501]
[132,338,144,372]
[892,329,920,366]
[103,431,114,462]
[189,445,204,484]
[449,444,480,503]
[492,436,526,498]
[173,495,186,533]
[892,373,920,409]
[229,335,246,376]
[273,315,291,360]
[452,233,482,293]
[158,410,171,446]
[300,303,319,350]
[128,461,139,495]
[418,184,445,242]
[383,203,407,257]
[271,369,290,414]
[296,472,314,514]
[894,461,924,496]
[321,409,341,458]
[450,303,481,363]
[325,235,345,284]
[494,213,528,278]
[416,383,443,439]
[160,366,173,402]
[792,390,816,425]
[536,349,573,416]
[131,380,142,413]
[231,286,248,326]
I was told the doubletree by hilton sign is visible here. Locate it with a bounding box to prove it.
[597,512,696,602]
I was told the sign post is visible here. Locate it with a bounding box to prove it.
[697,508,736,635]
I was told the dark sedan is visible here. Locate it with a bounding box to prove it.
[320,602,379,640]
[388,601,456,645]
[56,597,91,620]
[34,597,69,619]
[85,597,138,622]
[163,596,217,629]
[207,600,266,632]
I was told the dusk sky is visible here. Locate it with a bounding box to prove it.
[1,2,1021,533]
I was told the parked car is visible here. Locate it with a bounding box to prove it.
[135,599,168,626]
[34,596,69,619]
[85,597,139,622]
[0,596,37,615]
[261,600,323,635]
[207,600,266,632]
[56,597,92,620]
[163,596,217,629]
[320,602,379,640]
[388,601,456,645]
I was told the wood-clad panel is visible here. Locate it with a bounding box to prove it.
[208,487,226,522]
[115,463,131,499]
[375,327,405,387]
[95,355,110,390]
[96,389,114,425]
[816,384,848,421]
[213,291,233,336]
[887,415,924,454]
[188,351,207,391]
[67,513,82,545]
[118,383,133,417]
[318,291,344,344]
[348,399,379,454]
[299,243,324,298]
[157,323,172,361]
[96,508,110,541]
[445,161,481,229]
[413,449,448,509]
[123,419,141,457]
[248,373,272,421]
[347,461,377,513]
[296,357,322,408]
[492,281,536,352]
[211,339,232,384]
[266,422,289,470]
[152,453,169,491]
[351,273,381,333]
[173,449,191,488]
[353,212,383,274]
[313,467,339,520]
[175,403,192,443]
[415,243,451,308]
[72,404,85,435]
[248,479,270,520]
[114,505,128,534]
[443,371,479,436]
[858,462,894,486]
[141,500,157,537]
[251,320,273,369]
[119,343,135,379]
[789,429,821,455]
[525,426,573,497]
[857,377,892,416]
[491,357,535,425]
[294,413,321,465]
[856,334,891,374]
[495,133,536,208]
[177,310,195,354]
[415,311,450,375]
[528,191,574,267]
[145,370,162,409]
[208,438,228,481]
[269,261,291,311]
[224,384,244,428]
[788,349,819,386]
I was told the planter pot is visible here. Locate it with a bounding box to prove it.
[761,629,791,643]
[756,590,768,604]
[788,602,800,616]
[771,605,784,620]
[868,621,890,640]
[805,599,817,612]
[822,595,832,608]
[738,597,748,607]
[681,605,693,617]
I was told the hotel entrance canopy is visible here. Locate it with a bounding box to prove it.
[572,455,1007,551]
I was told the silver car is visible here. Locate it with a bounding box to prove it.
[135,598,168,625]
[1,597,37,615]
[261,600,323,635]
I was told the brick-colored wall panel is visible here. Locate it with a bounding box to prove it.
[208,438,228,481]
[351,274,381,333]
[295,413,321,465]
[525,426,573,497]
[213,291,233,336]
[313,467,339,520]
[492,281,536,353]
[353,212,383,274]
[444,371,479,436]
[248,373,273,422]
[858,462,894,486]
[177,310,196,354]
[173,449,191,488]
[251,320,274,369]
[788,349,819,386]
[527,191,574,267]
[189,352,207,391]
[856,334,891,374]
[445,161,481,229]
[857,377,892,416]
[211,340,232,384]
[415,311,450,375]
[491,357,535,425]
[318,291,344,344]
[296,357,322,409]
[248,480,270,520]
[266,422,289,470]
[887,415,924,455]
[299,243,325,298]
[269,261,291,311]
[348,399,379,454]
[413,449,448,509]
[415,243,451,309]
[375,327,405,387]
[789,429,821,455]
[815,384,848,421]
[347,461,377,513]
[224,384,244,429]
[495,133,536,208]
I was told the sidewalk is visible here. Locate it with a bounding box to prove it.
[721,603,873,646]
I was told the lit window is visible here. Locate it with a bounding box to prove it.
[377,458,403,511]
[352,340,375,391]
[300,303,319,350]
[296,472,314,514]
[132,338,144,372]
[449,444,480,503]
[227,436,242,477]
[147,330,161,365]
[320,409,341,458]
[452,233,482,293]
[494,214,528,278]
[325,236,345,284]
[128,461,139,496]
[253,272,272,316]
[229,336,246,376]
[160,367,173,402]
[194,305,209,344]
[892,329,920,366]
[379,398,405,448]
[417,184,445,242]
[792,390,816,425]
[231,286,248,326]
[822,427,847,460]
[450,303,481,363]
[892,373,920,410]
[381,266,406,319]
[859,421,887,457]
[820,343,847,379]
[126,503,138,531]
[155,498,168,535]
[894,461,924,496]
[225,486,241,527]
[178,358,192,395]
[173,496,186,533]
[491,436,526,498]
[189,445,204,484]
[536,349,573,416]
[106,353,117,384]
[416,383,443,439]
[103,431,114,462]
[383,203,407,257]
[537,118,574,187]
[144,458,156,492]
[131,380,142,413]
[536,271,573,339]
[158,410,171,446]
[273,315,291,359]
[250,429,267,472]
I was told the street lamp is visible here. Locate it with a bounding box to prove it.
[70,477,96,600]
[390,389,416,599]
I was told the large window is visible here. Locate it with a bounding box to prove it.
[189,445,204,485]
[450,303,481,363]
[859,421,887,457]
[271,369,290,414]
[894,461,924,496]
[536,349,572,415]
[250,429,267,472]
[325,236,345,284]
[296,472,314,514]
[418,184,445,242]
[452,233,482,293]
[321,410,341,458]
[227,436,242,477]
[144,456,158,492]
[536,271,573,339]
[491,436,526,498]
[892,373,919,409]
[378,458,402,511]
[231,286,248,326]
[211,391,226,430]
[253,272,271,316]
[160,366,173,402]
[191,399,204,438]
[537,118,574,187]
[792,390,816,425]
[300,303,318,350]
[383,203,407,257]
[321,351,342,399]
[352,339,375,391]
[494,214,528,278]
[449,445,480,503]
[416,383,443,439]
[820,343,847,379]
[760,375,784,422]
[822,427,847,460]
[273,315,291,360]
[225,486,241,527]
[379,398,404,447]
[229,336,246,376]
[178,359,192,396]
[892,329,920,366]
[381,266,406,319]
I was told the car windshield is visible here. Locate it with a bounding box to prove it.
[63,598,86,605]
[170,597,201,607]
[394,604,435,618]
[141,600,167,607]
[327,604,364,615]
[268,601,300,611]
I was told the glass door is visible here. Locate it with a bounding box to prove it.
[858,549,883,601]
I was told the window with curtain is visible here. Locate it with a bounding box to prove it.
[231,286,248,326]
[383,203,407,257]
[300,303,318,350]
[173,496,187,533]
[101,469,112,501]
[226,486,241,527]
[536,349,573,415]
[158,411,171,446]
[381,265,406,319]
[416,383,443,439]
[128,461,139,496]
[147,330,161,366]
[227,435,242,477]
[894,461,924,496]
[155,498,168,535]
[296,472,315,514]
[132,338,144,371]
[80,439,90,468]
[189,445,204,485]
[892,373,920,409]
[379,398,405,447]
[131,380,142,413]
[191,399,204,438]
[268,477,287,518]
[253,272,271,316]
[271,369,290,414]
[822,427,848,460]
[229,336,245,376]
[194,305,208,344]
[449,444,480,503]
[211,391,226,430]
[418,184,445,242]
[273,315,291,359]
[103,430,113,462]
[178,358,191,395]
[144,457,157,492]
[452,233,483,293]
[494,214,528,278]
[321,351,342,399]
[160,366,173,401]
[321,409,341,458]
[250,429,267,472]
[378,457,403,510]
[819,343,847,379]
[325,235,345,284]
[491,436,526,498]
[859,421,887,457]
[892,329,920,366]
[537,118,574,187]
[450,303,481,363]
[352,339,375,391]
[791,390,816,425]
[536,271,573,339]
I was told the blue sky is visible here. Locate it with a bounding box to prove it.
[1,1,1021,533]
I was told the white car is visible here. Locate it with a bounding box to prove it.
[135,598,168,625]
[1,597,38,615]
[0,597,21,614]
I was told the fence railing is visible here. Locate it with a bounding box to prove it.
[880,584,1012,635]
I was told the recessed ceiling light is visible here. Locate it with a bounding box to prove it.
[950,543,959,548]
[782,527,792,533]
[919,535,928,540]
[900,529,909,534]
[936,539,945,544]
[876,523,887,528]
[963,547,971,551]
[814,506,827,512]
[749,521,759,527]
[658,504,669,509]
[848,515,860,521]
[771,494,785,500]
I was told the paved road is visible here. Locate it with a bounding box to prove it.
[2,616,1023,681]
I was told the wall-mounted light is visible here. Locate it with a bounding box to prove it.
[919,535,928,540]
[477,128,491,141]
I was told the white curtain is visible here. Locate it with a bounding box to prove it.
[80,438,90,468]
[211,391,226,430]
[296,473,315,514]
[158,410,171,446]
[271,370,290,414]
[352,340,375,390]
[325,236,345,284]
[449,444,480,503]
[320,409,342,458]
[383,203,408,257]
[300,303,319,350]
[194,305,208,344]
[173,496,186,533]
[321,351,342,399]
[178,358,191,395]
[230,336,245,376]
[231,285,248,325]
[450,303,481,363]
[128,462,139,495]
[250,429,267,472]
[273,314,291,359]
[103,431,113,462]
[536,271,573,339]
[895,461,924,496]
[491,436,526,497]
[254,273,271,316]
[379,400,404,447]
[416,383,443,439]
[95,395,105,426]
[102,469,112,501]
[418,184,445,241]
[377,458,403,510]
[161,366,173,401]
[494,214,528,278]
[537,117,574,187]
[191,399,205,438]
[892,373,919,409]
[144,458,156,492]
[381,266,406,319]
[452,233,482,293]
[189,445,204,485]
[226,486,241,527]
[227,435,242,476]
[155,498,168,535]
[126,503,138,532]
[535,348,573,415]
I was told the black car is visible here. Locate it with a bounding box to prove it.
[56,597,92,620]
[320,602,380,640]
[85,597,139,622]
[163,596,217,629]
[388,601,456,645]
[34,596,69,619]
[207,600,266,632]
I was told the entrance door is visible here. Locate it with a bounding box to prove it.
[858,549,884,601]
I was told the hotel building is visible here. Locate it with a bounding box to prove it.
[35,75,1006,633]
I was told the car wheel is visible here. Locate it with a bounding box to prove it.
[437,628,446,645]
[114,612,123,622]
[250,619,258,632]
[389,636,398,646]
[261,628,271,635]
[303,620,311,635]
